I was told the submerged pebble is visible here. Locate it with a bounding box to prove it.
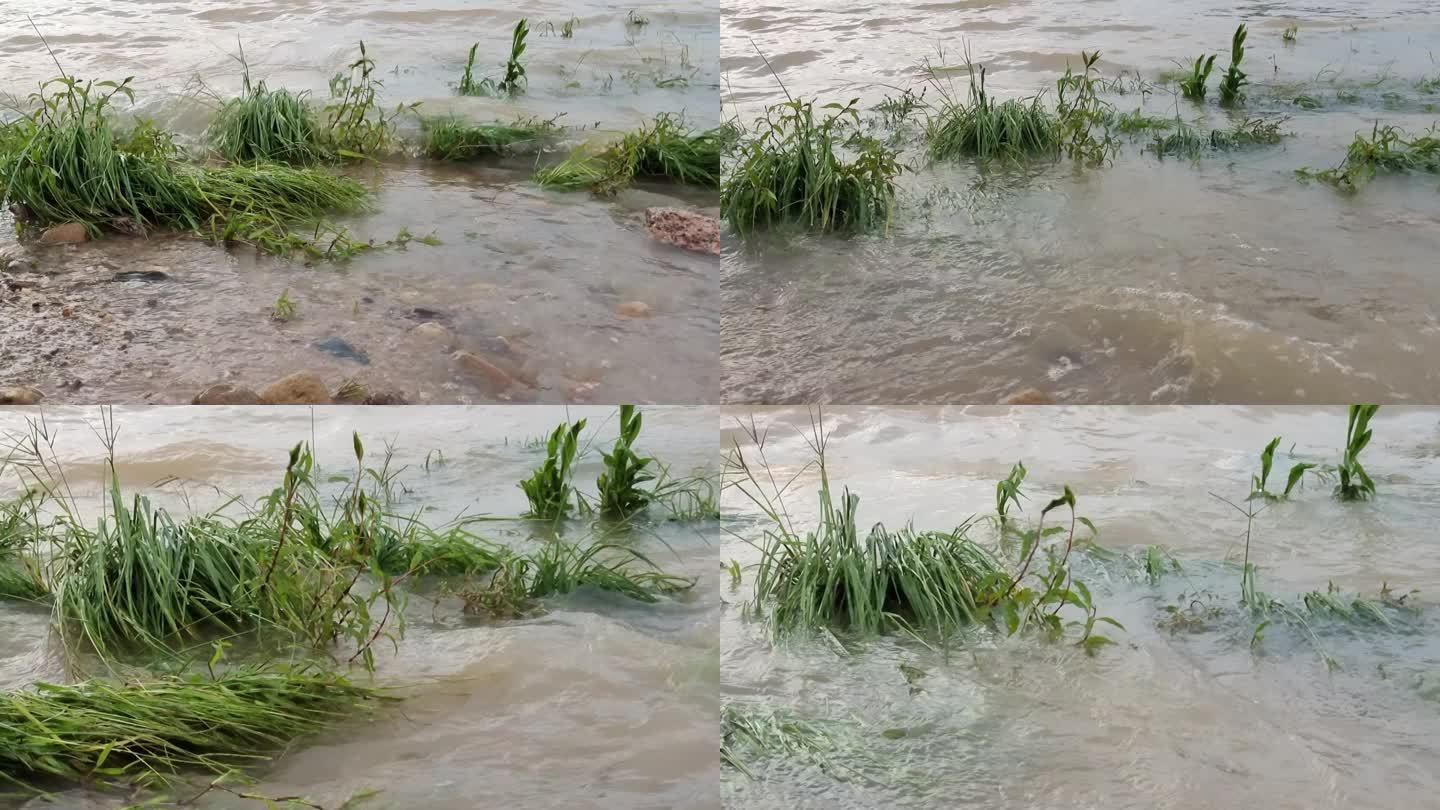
[37,223,89,245]
[0,385,44,405]
[312,337,371,365]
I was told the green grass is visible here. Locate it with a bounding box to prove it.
[596,405,656,518]
[925,63,1058,162]
[730,422,1121,650]
[0,664,386,792]
[461,537,694,617]
[1296,123,1440,191]
[1218,24,1250,107]
[722,98,902,236]
[1109,108,1176,134]
[457,19,530,97]
[1150,116,1288,159]
[420,115,562,160]
[271,288,297,321]
[1335,404,1378,501]
[209,72,326,164]
[533,114,724,193]
[520,419,586,520]
[1179,53,1218,101]
[0,77,369,257]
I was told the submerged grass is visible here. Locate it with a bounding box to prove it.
[0,664,385,792]
[925,63,1057,162]
[533,114,724,193]
[420,115,563,160]
[722,98,902,236]
[461,537,694,617]
[1296,123,1440,191]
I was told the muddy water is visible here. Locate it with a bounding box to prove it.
[721,1,1440,404]
[721,406,1440,808]
[0,1,719,404]
[0,405,719,809]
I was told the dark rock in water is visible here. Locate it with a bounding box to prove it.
[406,306,451,323]
[193,383,263,405]
[111,270,169,283]
[312,337,371,365]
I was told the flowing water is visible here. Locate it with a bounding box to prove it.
[721,1,1440,404]
[720,406,1440,808]
[0,405,719,809]
[0,1,720,404]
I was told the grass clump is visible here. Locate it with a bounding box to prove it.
[925,63,1058,162]
[1296,123,1440,191]
[1150,116,1287,159]
[420,115,562,160]
[209,70,325,164]
[722,98,902,236]
[0,664,385,792]
[728,417,1122,651]
[0,77,369,256]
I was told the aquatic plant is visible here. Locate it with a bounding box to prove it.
[729,417,1122,650]
[500,19,530,95]
[1108,108,1176,134]
[722,98,902,236]
[596,405,657,518]
[1249,436,1321,501]
[1179,53,1217,101]
[1150,116,1287,159]
[209,68,326,164]
[1218,24,1250,107]
[0,76,368,256]
[561,17,577,39]
[534,114,724,193]
[461,537,693,617]
[626,10,650,27]
[50,441,402,665]
[520,419,586,520]
[1055,50,1118,166]
[721,704,842,779]
[1282,25,1299,43]
[271,288,297,322]
[1335,404,1378,501]
[874,87,927,130]
[322,40,418,159]
[1296,123,1440,191]
[0,664,386,792]
[420,115,562,160]
[457,19,530,97]
[995,461,1027,523]
[925,63,1059,162]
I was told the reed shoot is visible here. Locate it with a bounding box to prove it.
[597,405,656,518]
[1218,24,1250,107]
[1335,404,1379,501]
[520,419,586,520]
[1179,53,1217,101]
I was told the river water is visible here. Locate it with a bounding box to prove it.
[0,1,719,404]
[0,405,719,809]
[721,406,1440,808]
[721,1,1440,404]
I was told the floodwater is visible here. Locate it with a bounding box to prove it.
[721,1,1440,404]
[721,406,1440,808]
[0,405,719,809]
[0,1,720,404]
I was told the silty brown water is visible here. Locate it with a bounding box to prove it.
[720,406,1440,808]
[0,405,719,809]
[721,1,1440,404]
[0,1,720,404]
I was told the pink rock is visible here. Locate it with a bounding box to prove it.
[643,207,720,255]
